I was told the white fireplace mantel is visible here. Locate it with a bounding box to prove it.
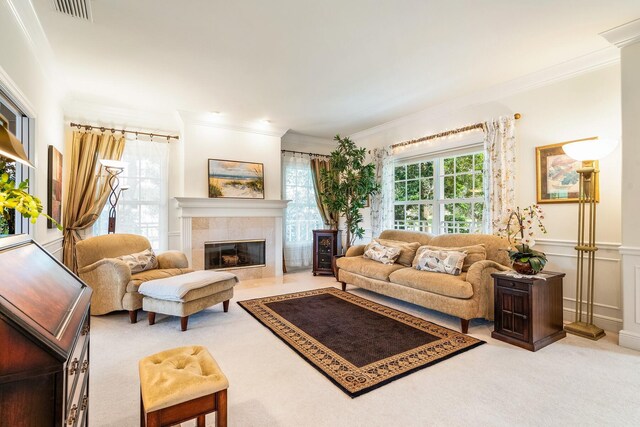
[174,197,290,276]
[175,197,289,218]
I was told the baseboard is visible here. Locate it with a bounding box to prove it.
[619,330,640,351]
[563,308,622,333]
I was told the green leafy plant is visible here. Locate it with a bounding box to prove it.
[0,172,61,232]
[498,205,547,274]
[321,135,379,249]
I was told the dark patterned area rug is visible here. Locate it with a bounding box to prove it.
[238,287,484,397]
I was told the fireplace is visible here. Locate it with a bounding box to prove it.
[205,239,266,270]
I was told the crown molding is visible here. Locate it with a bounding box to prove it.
[349,47,620,141]
[0,65,37,118]
[4,0,64,96]
[281,131,336,147]
[601,18,640,48]
[177,110,289,138]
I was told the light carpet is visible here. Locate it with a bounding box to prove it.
[89,271,640,426]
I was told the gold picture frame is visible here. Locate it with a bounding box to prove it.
[535,137,600,204]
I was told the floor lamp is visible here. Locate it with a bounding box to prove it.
[562,137,618,340]
[100,159,127,234]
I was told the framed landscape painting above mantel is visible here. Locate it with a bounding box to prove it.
[535,138,599,204]
[208,159,265,199]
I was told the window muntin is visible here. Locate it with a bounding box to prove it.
[393,151,485,234]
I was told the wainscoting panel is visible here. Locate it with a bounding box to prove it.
[41,237,64,262]
[168,231,181,251]
[619,247,640,350]
[535,238,622,332]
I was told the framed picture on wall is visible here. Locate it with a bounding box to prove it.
[47,145,63,228]
[535,138,599,203]
[208,159,265,199]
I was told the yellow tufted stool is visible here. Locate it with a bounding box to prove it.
[139,346,228,427]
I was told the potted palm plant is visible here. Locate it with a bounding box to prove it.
[498,205,547,275]
[320,135,378,250]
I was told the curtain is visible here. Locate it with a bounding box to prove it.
[371,147,394,237]
[92,138,169,250]
[310,158,338,228]
[283,154,324,269]
[483,116,516,234]
[63,131,126,272]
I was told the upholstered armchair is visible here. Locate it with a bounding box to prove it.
[75,234,193,323]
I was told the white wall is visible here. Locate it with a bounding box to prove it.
[0,1,65,258]
[352,64,623,332]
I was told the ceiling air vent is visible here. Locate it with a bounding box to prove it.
[51,0,93,21]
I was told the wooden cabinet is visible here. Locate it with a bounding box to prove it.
[312,230,342,276]
[0,240,92,426]
[491,271,565,352]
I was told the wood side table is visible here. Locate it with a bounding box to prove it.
[312,229,342,276]
[491,271,566,352]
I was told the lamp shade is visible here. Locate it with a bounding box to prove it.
[563,138,618,161]
[99,159,126,170]
[0,114,34,168]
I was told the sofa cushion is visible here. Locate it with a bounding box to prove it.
[388,268,473,299]
[116,248,158,273]
[363,241,401,264]
[374,239,420,266]
[127,268,193,292]
[336,256,405,281]
[413,244,486,272]
[413,248,466,276]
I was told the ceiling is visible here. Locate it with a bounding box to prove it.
[32,0,640,137]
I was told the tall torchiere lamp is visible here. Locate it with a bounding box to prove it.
[99,159,127,234]
[562,137,618,340]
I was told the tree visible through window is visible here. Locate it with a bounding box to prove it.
[394,151,485,234]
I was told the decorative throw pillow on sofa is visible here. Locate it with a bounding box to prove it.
[374,239,420,266]
[116,248,158,273]
[414,244,486,271]
[363,242,402,265]
[413,248,467,276]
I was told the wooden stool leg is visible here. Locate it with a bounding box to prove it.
[223,300,230,312]
[197,414,206,427]
[181,316,189,331]
[148,312,156,325]
[129,309,138,324]
[216,389,227,427]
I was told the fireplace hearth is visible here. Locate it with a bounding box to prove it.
[205,239,266,270]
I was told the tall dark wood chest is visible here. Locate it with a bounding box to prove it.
[491,271,565,352]
[312,229,342,276]
[0,240,92,426]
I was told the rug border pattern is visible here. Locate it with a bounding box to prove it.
[238,287,485,397]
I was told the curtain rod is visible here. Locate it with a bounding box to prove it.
[69,122,180,141]
[281,149,330,158]
[390,113,521,150]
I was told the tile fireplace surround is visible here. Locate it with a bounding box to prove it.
[175,197,289,280]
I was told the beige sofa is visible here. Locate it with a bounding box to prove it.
[76,234,193,323]
[335,229,512,333]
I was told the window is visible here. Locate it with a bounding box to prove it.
[0,90,32,235]
[93,139,169,250]
[282,155,324,269]
[393,150,485,234]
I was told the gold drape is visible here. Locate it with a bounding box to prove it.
[310,158,338,229]
[63,131,126,272]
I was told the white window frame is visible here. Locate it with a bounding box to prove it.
[393,144,485,235]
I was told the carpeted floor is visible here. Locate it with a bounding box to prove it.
[89,271,640,426]
[239,288,484,397]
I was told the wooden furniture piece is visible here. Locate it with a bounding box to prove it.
[491,271,566,351]
[312,229,342,276]
[0,239,92,426]
[139,346,228,427]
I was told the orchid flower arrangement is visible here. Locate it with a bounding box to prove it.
[498,205,548,273]
[0,173,61,231]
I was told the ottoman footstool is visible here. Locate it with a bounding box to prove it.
[139,345,228,427]
[139,270,238,331]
